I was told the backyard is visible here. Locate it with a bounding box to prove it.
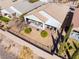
[10,25,54,52]
[20,26,53,51]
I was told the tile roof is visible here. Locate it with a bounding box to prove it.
[26,3,69,23]
[72,8,79,28]
[13,1,43,14]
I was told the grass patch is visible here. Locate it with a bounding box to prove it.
[24,27,32,34]
[41,30,48,38]
[29,0,39,3]
[0,16,10,23]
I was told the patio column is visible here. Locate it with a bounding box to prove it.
[24,16,29,24]
[42,23,45,30]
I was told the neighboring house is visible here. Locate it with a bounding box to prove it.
[24,3,69,30]
[70,8,79,41]
[70,31,79,41]
[72,8,79,31]
[1,1,43,16]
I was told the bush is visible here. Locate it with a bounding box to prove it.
[24,27,32,34]
[29,0,38,3]
[41,30,48,38]
[0,16,10,23]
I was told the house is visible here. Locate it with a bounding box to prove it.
[24,3,69,30]
[72,8,79,31]
[1,0,43,17]
[69,8,79,41]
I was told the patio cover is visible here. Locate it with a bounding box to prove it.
[45,18,61,29]
[39,11,61,29]
[25,15,43,23]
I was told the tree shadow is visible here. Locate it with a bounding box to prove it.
[51,29,63,54]
[65,49,71,59]
[72,41,78,50]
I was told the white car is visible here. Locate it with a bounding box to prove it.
[70,31,79,41]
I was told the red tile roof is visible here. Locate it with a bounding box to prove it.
[72,8,79,28]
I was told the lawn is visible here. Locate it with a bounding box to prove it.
[0,16,10,23]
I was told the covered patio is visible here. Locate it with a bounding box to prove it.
[24,11,62,30]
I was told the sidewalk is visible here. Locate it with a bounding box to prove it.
[0,29,61,59]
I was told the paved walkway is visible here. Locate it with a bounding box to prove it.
[0,29,61,59]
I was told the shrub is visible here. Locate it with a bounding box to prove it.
[29,0,38,3]
[41,30,48,38]
[24,27,32,34]
[0,16,10,23]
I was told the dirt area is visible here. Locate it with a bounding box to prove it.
[10,25,58,51]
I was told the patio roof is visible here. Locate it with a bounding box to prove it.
[25,11,61,29]
[39,11,61,29]
[26,3,69,23]
[1,6,21,16]
[13,1,43,14]
[1,0,43,16]
[25,15,42,22]
[45,17,61,29]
